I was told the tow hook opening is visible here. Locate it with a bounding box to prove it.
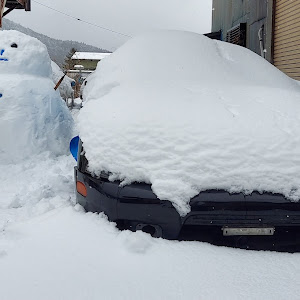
[136,223,162,238]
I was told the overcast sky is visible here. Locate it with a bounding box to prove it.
[7,0,212,51]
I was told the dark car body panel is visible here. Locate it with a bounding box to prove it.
[73,139,300,241]
[75,167,119,221]
[185,191,246,226]
[75,167,182,238]
[244,192,300,226]
[75,163,300,240]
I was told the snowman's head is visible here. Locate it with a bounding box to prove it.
[0,30,52,77]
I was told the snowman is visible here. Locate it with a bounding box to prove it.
[0,30,73,163]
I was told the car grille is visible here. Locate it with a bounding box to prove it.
[184,211,300,226]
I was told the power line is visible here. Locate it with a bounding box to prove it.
[32,0,132,38]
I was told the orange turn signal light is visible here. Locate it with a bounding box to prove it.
[76,181,87,197]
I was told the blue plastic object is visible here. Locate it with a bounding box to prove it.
[0,94,2,98]
[0,49,8,61]
[70,136,80,161]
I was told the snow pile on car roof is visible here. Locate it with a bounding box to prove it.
[0,30,73,163]
[78,30,300,216]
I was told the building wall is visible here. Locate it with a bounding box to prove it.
[212,0,249,38]
[72,59,99,71]
[212,0,269,60]
[212,0,300,79]
[273,0,300,80]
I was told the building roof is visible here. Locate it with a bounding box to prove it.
[5,0,30,10]
[71,52,111,61]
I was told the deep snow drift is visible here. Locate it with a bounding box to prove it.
[78,30,300,216]
[0,30,73,163]
[2,206,300,300]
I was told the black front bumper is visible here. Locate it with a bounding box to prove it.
[75,167,300,240]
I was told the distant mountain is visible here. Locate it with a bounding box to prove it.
[2,19,110,67]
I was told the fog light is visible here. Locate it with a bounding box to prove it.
[76,181,87,197]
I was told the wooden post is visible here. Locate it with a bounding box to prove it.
[0,0,7,28]
[54,72,67,91]
[17,0,30,11]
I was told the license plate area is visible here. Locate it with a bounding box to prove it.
[222,227,275,236]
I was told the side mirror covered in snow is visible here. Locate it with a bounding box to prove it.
[70,136,79,161]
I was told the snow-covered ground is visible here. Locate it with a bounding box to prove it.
[2,205,300,300]
[1,30,300,300]
[1,151,300,300]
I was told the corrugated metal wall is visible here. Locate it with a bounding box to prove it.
[212,0,269,59]
[248,0,268,55]
[212,0,249,40]
[273,0,300,80]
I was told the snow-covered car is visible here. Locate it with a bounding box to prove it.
[72,31,300,243]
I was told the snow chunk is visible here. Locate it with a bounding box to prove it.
[0,30,51,77]
[78,30,300,216]
[0,30,73,163]
[51,61,74,100]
